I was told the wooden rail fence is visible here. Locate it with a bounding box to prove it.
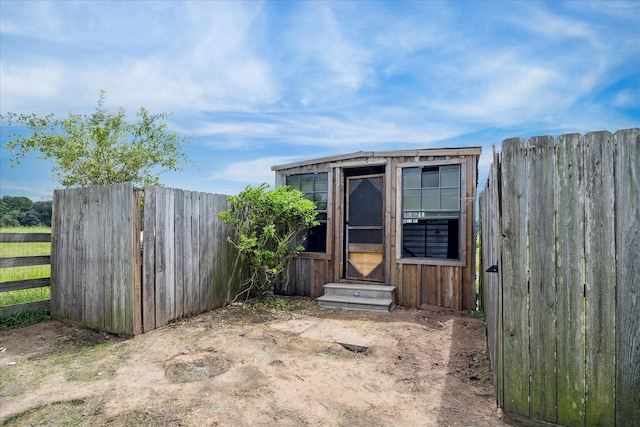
[478,128,639,426]
[0,233,51,317]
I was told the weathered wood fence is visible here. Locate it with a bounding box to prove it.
[51,183,244,335]
[142,186,244,333]
[51,183,143,334]
[479,128,639,426]
[0,233,51,317]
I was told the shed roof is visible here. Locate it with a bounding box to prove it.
[271,146,482,171]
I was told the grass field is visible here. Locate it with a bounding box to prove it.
[0,225,52,233]
[0,227,52,326]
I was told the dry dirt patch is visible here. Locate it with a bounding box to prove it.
[0,297,505,426]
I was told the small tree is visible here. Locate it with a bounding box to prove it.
[217,183,319,300]
[1,91,190,188]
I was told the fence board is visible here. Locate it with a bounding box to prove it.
[198,194,208,312]
[50,190,62,320]
[102,186,114,331]
[166,189,176,322]
[84,186,100,329]
[0,256,50,268]
[142,186,157,332]
[0,300,50,317]
[500,137,530,417]
[187,193,200,315]
[181,190,192,316]
[614,128,640,423]
[110,185,122,332]
[52,188,68,320]
[527,136,557,421]
[555,133,586,426]
[71,187,87,323]
[154,187,167,327]
[0,233,51,243]
[211,194,223,305]
[132,189,142,336]
[172,190,185,319]
[0,278,50,293]
[584,131,616,426]
[204,193,215,310]
[96,186,108,331]
[492,146,503,408]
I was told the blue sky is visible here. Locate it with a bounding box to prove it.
[1,0,639,201]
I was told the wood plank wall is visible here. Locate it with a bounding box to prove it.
[142,186,245,332]
[51,183,141,335]
[479,128,640,426]
[284,257,332,298]
[391,153,477,310]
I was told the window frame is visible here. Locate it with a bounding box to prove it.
[285,171,331,258]
[396,159,468,266]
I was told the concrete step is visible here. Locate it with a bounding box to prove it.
[322,283,395,299]
[316,295,395,313]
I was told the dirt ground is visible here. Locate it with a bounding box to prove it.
[0,297,506,426]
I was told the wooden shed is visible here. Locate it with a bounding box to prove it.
[272,147,481,311]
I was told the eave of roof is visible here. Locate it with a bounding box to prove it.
[271,146,482,171]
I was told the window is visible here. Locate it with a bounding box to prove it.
[287,173,328,253]
[401,164,461,259]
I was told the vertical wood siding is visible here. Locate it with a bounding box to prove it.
[479,128,640,426]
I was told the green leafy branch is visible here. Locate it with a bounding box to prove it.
[217,183,319,301]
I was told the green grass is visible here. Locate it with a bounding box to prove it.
[470,308,486,320]
[0,309,50,329]
[0,226,51,233]
[0,242,51,257]
[0,264,50,282]
[0,286,50,306]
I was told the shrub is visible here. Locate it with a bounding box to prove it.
[217,183,319,300]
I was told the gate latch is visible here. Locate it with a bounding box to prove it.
[486,264,499,273]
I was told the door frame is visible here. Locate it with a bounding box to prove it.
[343,172,385,282]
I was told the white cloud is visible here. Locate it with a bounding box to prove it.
[183,121,280,138]
[612,89,639,108]
[0,1,279,115]
[208,156,300,185]
[0,61,65,110]
[508,6,599,45]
